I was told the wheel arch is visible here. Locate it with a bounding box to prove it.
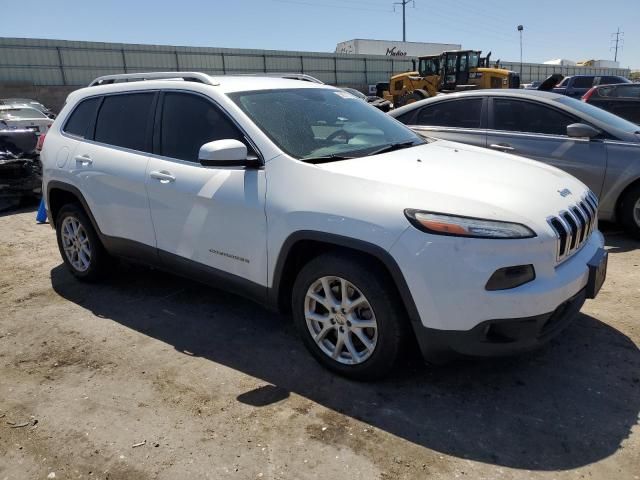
[47,181,101,235]
[269,231,421,327]
[614,176,640,221]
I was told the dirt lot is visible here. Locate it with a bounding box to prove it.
[0,208,638,480]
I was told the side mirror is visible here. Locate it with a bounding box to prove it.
[198,139,260,167]
[567,123,601,139]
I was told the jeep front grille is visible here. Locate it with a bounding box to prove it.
[547,191,598,263]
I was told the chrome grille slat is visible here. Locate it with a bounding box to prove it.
[547,191,599,264]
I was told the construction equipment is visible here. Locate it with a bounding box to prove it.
[386,50,520,107]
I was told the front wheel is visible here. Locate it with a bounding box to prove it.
[619,184,640,239]
[291,253,406,380]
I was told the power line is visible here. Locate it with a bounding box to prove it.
[271,0,390,13]
[393,0,414,42]
[611,27,624,62]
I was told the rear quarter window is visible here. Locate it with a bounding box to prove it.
[63,97,99,138]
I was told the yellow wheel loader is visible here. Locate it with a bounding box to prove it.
[386,50,520,108]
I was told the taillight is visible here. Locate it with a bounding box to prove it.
[582,87,597,102]
[36,133,46,151]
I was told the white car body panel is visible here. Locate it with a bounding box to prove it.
[145,155,268,285]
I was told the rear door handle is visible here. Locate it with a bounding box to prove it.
[489,143,515,151]
[74,154,93,165]
[150,170,176,183]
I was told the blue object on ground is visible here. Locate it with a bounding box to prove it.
[36,198,47,223]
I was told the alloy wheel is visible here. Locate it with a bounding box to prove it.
[304,276,378,365]
[61,216,92,272]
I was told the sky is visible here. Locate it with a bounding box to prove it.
[2,0,638,69]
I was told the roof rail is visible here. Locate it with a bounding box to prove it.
[88,72,218,87]
[235,73,324,84]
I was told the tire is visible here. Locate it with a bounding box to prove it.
[406,89,429,105]
[291,252,407,380]
[55,203,109,281]
[619,183,640,239]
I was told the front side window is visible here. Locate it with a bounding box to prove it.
[64,97,99,138]
[229,88,423,160]
[419,58,439,76]
[572,76,594,88]
[160,92,246,162]
[614,85,640,98]
[416,99,483,129]
[493,98,576,136]
[556,95,640,133]
[94,93,155,151]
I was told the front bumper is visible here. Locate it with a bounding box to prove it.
[414,287,586,361]
[389,224,605,361]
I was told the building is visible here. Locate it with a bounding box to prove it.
[544,59,577,66]
[336,39,461,57]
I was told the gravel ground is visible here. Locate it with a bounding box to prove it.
[0,208,638,480]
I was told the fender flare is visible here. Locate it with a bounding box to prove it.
[268,230,422,327]
[46,181,102,235]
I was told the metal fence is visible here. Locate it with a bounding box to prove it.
[0,37,630,87]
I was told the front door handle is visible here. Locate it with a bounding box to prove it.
[150,170,176,183]
[74,154,93,165]
[489,143,515,151]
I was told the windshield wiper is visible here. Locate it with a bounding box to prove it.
[363,141,420,156]
[302,154,358,164]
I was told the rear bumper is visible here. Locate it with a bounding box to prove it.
[415,288,586,361]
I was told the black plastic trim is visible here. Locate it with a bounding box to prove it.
[269,230,423,325]
[416,288,586,362]
[46,181,102,232]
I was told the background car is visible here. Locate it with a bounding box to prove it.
[341,87,392,112]
[0,125,40,211]
[522,81,542,90]
[0,105,53,136]
[552,75,631,98]
[390,89,640,237]
[0,97,56,118]
[582,83,640,124]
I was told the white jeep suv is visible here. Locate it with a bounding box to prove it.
[42,72,608,380]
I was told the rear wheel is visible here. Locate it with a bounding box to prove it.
[55,204,109,281]
[292,253,406,380]
[619,184,640,239]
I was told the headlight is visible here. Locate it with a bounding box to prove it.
[404,210,536,239]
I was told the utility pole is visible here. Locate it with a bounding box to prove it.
[517,25,524,74]
[393,0,414,42]
[611,27,624,62]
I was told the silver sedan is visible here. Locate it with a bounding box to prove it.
[390,90,640,238]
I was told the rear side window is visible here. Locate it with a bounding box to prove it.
[160,92,246,162]
[95,93,155,151]
[64,97,99,138]
[493,99,576,136]
[415,99,483,129]
[393,110,416,125]
[571,76,594,88]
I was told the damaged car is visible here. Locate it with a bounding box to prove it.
[0,125,41,211]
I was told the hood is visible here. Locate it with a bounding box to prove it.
[315,140,589,228]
